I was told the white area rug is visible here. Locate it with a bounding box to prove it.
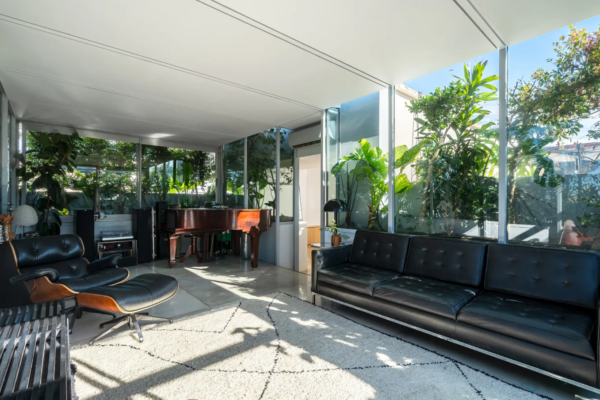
[72,293,551,400]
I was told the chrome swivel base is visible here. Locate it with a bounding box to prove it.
[90,313,173,344]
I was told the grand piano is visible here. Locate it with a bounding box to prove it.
[161,208,271,269]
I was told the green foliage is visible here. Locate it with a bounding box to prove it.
[407,61,499,233]
[16,130,82,235]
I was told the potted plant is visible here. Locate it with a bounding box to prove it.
[321,219,350,246]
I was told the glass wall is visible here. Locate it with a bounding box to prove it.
[393,51,500,239]
[326,91,389,231]
[507,16,600,249]
[23,132,138,218]
[279,128,294,222]
[248,129,277,220]
[142,144,215,208]
[222,139,244,208]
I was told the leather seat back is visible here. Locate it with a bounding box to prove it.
[348,231,410,272]
[404,236,488,287]
[11,234,89,278]
[485,243,599,309]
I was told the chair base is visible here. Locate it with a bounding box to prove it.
[65,304,117,333]
[90,313,173,344]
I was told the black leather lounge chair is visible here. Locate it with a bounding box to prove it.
[9,234,130,328]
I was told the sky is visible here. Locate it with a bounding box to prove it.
[403,14,600,143]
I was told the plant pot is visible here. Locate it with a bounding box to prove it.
[331,235,342,247]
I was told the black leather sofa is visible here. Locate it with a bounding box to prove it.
[312,230,600,390]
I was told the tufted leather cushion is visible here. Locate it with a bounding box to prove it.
[373,276,480,319]
[485,243,599,309]
[318,263,399,295]
[11,234,84,269]
[348,231,410,272]
[25,258,90,280]
[61,267,129,292]
[404,236,487,286]
[457,291,596,361]
[79,273,179,313]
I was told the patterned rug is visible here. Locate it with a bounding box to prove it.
[72,293,551,400]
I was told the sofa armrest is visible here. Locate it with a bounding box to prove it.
[10,268,59,285]
[311,245,352,292]
[88,254,121,273]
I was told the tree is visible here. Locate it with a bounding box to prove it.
[507,25,600,225]
[407,61,499,233]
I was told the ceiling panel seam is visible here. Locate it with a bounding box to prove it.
[281,111,321,128]
[451,0,498,49]
[19,98,244,139]
[0,14,321,111]
[0,65,280,126]
[197,0,390,88]
[464,0,506,46]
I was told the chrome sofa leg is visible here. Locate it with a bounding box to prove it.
[312,293,316,305]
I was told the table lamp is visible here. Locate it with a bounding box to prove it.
[323,199,347,226]
[12,205,39,238]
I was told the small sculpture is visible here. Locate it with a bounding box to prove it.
[0,214,16,242]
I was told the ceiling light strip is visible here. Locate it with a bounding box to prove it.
[0,14,321,111]
[197,0,390,88]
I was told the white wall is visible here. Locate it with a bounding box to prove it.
[299,154,321,227]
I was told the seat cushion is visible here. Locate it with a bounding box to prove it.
[373,276,480,319]
[318,263,399,295]
[77,273,179,313]
[61,267,129,292]
[457,291,596,361]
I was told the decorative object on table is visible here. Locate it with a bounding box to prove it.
[0,214,16,242]
[71,294,545,400]
[12,204,39,239]
[24,231,40,239]
[320,219,349,246]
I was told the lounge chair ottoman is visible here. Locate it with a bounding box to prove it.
[76,273,179,344]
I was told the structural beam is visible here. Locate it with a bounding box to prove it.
[136,138,142,208]
[20,121,26,206]
[9,115,17,210]
[243,138,248,209]
[320,110,327,244]
[387,85,395,233]
[275,127,281,266]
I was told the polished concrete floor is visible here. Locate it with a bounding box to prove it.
[70,256,598,400]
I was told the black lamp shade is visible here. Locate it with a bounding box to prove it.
[323,199,347,212]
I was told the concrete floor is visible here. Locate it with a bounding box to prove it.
[70,256,598,400]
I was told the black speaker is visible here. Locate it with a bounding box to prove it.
[133,208,153,264]
[155,202,169,259]
[117,255,138,268]
[75,209,95,262]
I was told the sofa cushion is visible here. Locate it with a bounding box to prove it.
[317,263,399,295]
[457,291,596,361]
[373,276,480,319]
[61,267,130,292]
[349,231,410,272]
[404,236,487,286]
[485,243,599,309]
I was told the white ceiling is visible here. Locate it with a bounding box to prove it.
[0,0,598,150]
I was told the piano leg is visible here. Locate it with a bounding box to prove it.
[249,229,262,269]
[168,234,180,268]
[232,231,241,256]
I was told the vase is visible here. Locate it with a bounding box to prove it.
[331,235,342,246]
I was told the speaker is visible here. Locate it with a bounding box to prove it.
[155,202,169,259]
[117,255,138,268]
[133,208,154,264]
[75,209,95,262]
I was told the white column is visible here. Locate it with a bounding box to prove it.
[498,47,509,244]
[137,138,142,208]
[275,127,281,266]
[0,94,9,214]
[243,138,248,208]
[320,110,327,244]
[215,146,223,204]
[387,85,395,233]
